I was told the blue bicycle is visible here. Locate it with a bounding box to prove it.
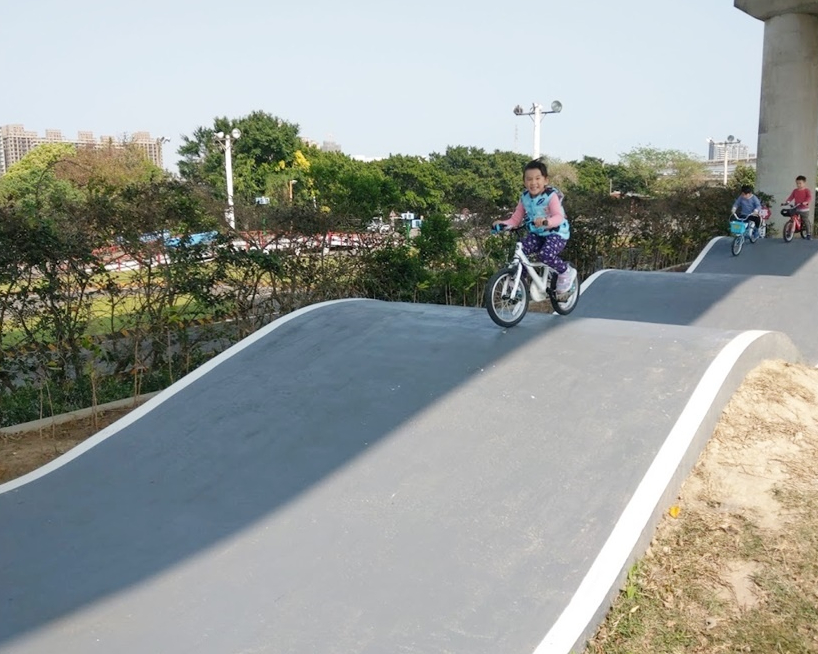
[729,211,762,256]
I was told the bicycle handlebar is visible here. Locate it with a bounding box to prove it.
[492,223,526,234]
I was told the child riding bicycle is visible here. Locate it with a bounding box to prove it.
[731,184,762,233]
[782,175,812,240]
[491,160,576,293]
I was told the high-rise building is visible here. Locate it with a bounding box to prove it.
[707,139,750,162]
[321,136,342,153]
[0,124,166,176]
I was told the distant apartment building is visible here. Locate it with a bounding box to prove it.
[0,124,166,176]
[300,136,343,153]
[321,137,342,153]
[707,139,750,162]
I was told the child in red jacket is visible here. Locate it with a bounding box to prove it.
[783,175,813,240]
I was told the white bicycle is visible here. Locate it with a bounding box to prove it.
[484,226,580,328]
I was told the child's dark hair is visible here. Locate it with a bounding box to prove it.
[740,184,753,194]
[796,174,807,182]
[524,159,549,178]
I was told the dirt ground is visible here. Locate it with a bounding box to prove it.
[585,358,818,652]
[0,406,134,484]
[2,359,818,649]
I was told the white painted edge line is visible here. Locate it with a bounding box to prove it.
[686,236,724,273]
[533,328,770,654]
[579,269,612,295]
[0,298,368,495]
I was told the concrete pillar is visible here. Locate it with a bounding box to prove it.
[755,13,818,226]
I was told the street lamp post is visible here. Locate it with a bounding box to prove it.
[707,135,739,186]
[214,128,242,229]
[513,100,562,159]
[156,136,170,169]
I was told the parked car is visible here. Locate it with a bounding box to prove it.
[366,217,392,234]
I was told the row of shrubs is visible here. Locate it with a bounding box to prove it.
[0,184,742,426]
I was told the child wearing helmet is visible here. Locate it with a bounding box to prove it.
[491,160,576,294]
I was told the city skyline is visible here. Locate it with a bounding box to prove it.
[2,119,754,178]
[0,124,166,175]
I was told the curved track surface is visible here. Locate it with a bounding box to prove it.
[0,237,814,654]
[578,237,818,363]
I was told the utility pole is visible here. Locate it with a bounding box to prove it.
[513,100,563,159]
[214,128,242,229]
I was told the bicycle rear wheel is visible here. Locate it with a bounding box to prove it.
[748,225,760,243]
[485,267,528,328]
[548,273,580,315]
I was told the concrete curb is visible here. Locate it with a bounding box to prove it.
[0,392,160,436]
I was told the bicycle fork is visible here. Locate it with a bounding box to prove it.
[502,264,525,301]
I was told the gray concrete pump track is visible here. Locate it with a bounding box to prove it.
[1,236,815,654]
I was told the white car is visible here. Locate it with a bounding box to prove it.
[367,219,392,234]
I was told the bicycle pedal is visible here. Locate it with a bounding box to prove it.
[555,282,577,300]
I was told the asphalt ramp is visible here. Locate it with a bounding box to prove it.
[1,236,813,654]
[577,237,818,363]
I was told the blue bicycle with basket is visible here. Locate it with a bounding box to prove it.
[729,211,763,256]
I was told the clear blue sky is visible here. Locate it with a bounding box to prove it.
[3,0,763,168]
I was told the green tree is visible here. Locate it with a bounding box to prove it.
[486,150,531,212]
[618,146,708,196]
[428,147,532,216]
[54,143,163,194]
[606,162,644,196]
[414,213,457,265]
[729,164,756,191]
[0,142,80,213]
[542,157,578,192]
[429,146,495,212]
[4,196,110,386]
[566,156,646,196]
[569,156,611,195]
[305,149,395,221]
[376,155,447,216]
[177,111,302,208]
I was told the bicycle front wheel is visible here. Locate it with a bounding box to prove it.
[732,234,744,256]
[485,267,529,328]
[783,220,795,242]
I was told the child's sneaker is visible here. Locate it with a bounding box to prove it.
[555,265,576,294]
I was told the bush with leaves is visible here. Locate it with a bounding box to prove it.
[563,186,733,277]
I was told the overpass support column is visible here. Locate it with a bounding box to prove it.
[756,13,818,220]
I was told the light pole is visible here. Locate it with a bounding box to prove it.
[214,128,242,229]
[288,179,297,203]
[707,135,739,186]
[156,136,170,169]
[513,100,562,159]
